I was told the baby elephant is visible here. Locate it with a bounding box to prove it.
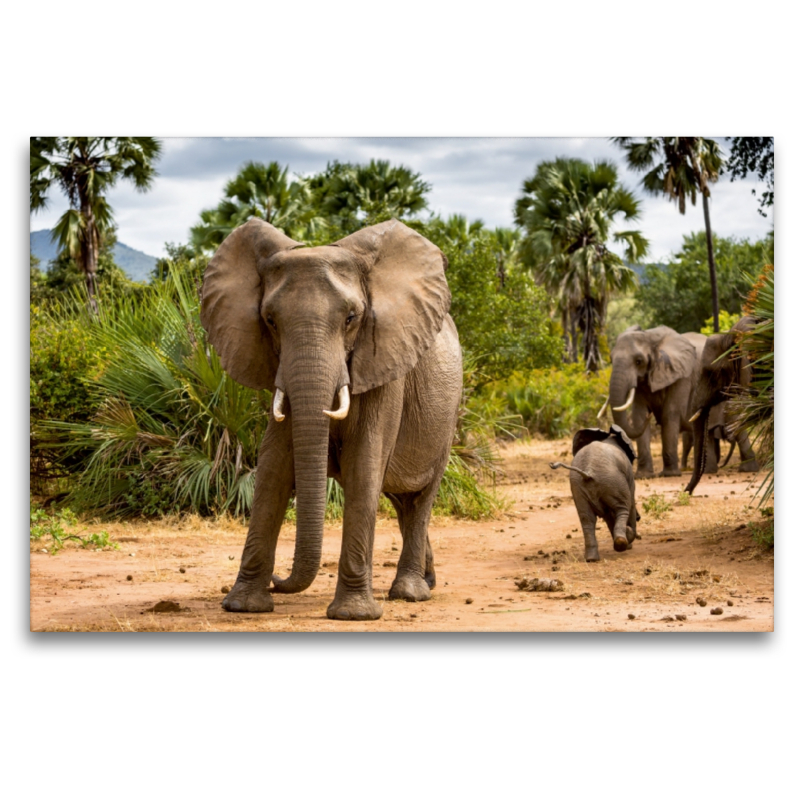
[549,425,639,562]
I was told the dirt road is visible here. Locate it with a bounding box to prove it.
[30,437,773,632]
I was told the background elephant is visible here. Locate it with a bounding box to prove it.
[549,425,639,562]
[602,325,707,477]
[685,318,759,494]
[200,218,462,620]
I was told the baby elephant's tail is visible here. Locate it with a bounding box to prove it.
[549,461,593,480]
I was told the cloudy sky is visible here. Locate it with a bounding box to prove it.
[30,137,773,263]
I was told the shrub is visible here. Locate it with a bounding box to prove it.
[642,493,671,519]
[498,365,610,439]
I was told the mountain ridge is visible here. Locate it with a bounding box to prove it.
[30,229,158,283]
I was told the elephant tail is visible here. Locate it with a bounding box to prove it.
[549,462,593,481]
[720,439,736,469]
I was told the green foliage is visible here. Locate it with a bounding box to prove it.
[498,365,610,439]
[431,232,562,385]
[635,232,773,332]
[30,505,116,553]
[700,310,741,336]
[642,493,671,519]
[676,491,690,506]
[514,158,646,371]
[728,264,774,507]
[726,137,774,216]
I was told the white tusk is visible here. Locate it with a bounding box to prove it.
[612,387,636,412]
[323,385,350,420]
[272,388,285,422]
[597,396,610,419]
[688,409,702,423]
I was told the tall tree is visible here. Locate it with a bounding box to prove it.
[515,158,647,372]
[726,137,774,217]
[313,159,430,235]
[613,137,725,331]
[30,137,161,310]
[190,161,325,252]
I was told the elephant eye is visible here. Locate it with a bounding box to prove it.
[345,313,356,326]
[266,315,277,330]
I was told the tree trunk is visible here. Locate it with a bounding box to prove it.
[702,191,719,333]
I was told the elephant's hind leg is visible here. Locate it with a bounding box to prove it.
[386,480,442,602]
[579,509,601,563]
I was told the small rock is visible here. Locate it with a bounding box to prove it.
[465,598,474,604]
[129,553,135,557]
[551,565,560,572]
[382,561,397,567]
[149,600,182,613]
[410,614,417,619]
[566,534,572,539]
[727,600,734,606]
[675,614,687,621]
[628,614,635,620]
[126,575,133,581]
[661,616,675,622]
[538,550,544,555]
[696,597,707,607]
[710,607,723,615]
[179,567,186,574]
[228,556,235,560]
[221,586,231,594]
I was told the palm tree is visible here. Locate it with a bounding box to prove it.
[190,161,325,252]
[30,137,162,310]
[490,227,520,288]
[316,160,430,234]
[613,137,725,331]
[515,158,648,372]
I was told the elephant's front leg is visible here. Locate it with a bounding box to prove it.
[659,415,682,477]
[223,420,294,613]
[326,431,393,620]
[635,422,655,478]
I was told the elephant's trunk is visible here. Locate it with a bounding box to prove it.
[271,347,339,594]
[684,408,709,495]
[610,371,649,439]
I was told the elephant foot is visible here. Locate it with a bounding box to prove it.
[326,594,383,621]
[705,465,718,475]
[584,546,600,563]
[389,571,432,602]
[222,580,274,613]
[739,459,759,473]
[425,567,436,590]
[626,526,636,546]
[658,468,682,478]
[635,471,655,480]
[613,536,630,553]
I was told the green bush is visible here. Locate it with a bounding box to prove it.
[498,365,610,439]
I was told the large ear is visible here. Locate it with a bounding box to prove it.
[572,428,611,456]
[332,220,451,394]
[608,424,636,463]
[647,328,697,392]
[200,218,303,390]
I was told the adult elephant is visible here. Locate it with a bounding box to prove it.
[200,218,462,620]
[684,318,759,494]
[601,325,707,477]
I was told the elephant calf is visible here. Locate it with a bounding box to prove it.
[550,425,639,562]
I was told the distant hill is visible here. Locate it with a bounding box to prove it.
[30,229,157,283]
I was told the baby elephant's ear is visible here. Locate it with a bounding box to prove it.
[572,427,610,455]
[332,220,451,394]
[609,424,636,463]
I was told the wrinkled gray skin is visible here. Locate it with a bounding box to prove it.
[685,318,759,495]
[200,218,462,621]
[550,428,639,562]
[607,325,708,478]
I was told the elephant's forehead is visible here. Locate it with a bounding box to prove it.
[260,246,359,277]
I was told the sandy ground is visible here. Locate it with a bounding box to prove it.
[30,437,774,632]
